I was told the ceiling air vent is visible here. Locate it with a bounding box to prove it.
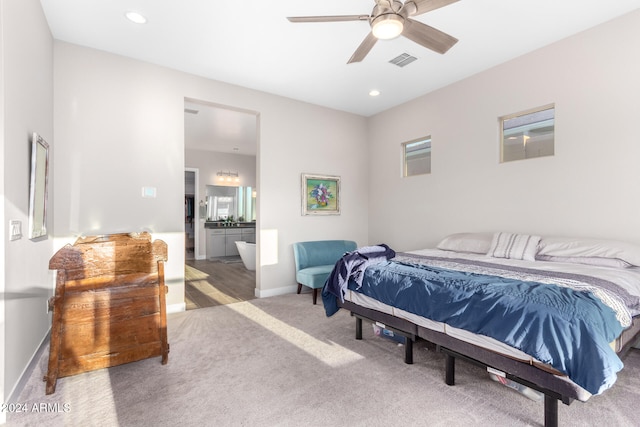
[389,53,417,68]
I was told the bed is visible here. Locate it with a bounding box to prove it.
[322,232,640,427]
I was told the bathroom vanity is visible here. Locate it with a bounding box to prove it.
[204,185,256,259]
[205,223,255,258]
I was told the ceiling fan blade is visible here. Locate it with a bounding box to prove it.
[287,15,370,23]
[407,0,459,16]
[402,18,458,54]
[347,32,378,64]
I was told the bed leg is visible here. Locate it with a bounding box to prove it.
[445,353,455,386]
[544,394,558,427]
[404,338,413,364]
[355,317,363,340]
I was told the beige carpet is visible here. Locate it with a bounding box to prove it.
[8,293,640,426]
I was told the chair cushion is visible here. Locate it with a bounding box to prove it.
[296,265,334,289]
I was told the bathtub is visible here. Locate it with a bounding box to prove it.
[235,241,256,270]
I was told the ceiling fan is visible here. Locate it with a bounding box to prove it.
[287,0,460,64]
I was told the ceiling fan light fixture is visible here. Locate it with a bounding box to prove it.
[371,14,404,40]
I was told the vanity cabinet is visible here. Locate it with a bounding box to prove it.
[207,227,255,259]
[225,228,242,256]
[242,227,256,243]
[206,229,226,258]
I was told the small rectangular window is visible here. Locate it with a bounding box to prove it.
[403,137,431,177]
[500,104,554,162]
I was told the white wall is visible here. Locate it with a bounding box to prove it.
[1,0,54,408]
[367,10,640,251]
[185,149,256,259]
[53,41,370,306]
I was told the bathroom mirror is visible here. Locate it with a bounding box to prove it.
[206,185,256,221]
[28,132,50,239]
[238,186,256,222]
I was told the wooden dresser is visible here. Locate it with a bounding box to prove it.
[45,232,169,394]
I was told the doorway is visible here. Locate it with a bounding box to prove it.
[184,169,198,261]
[183,98,258,309]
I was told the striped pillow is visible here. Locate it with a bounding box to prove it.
[488,232,541,261]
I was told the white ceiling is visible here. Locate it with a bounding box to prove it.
[39,0,640,153]
[184,100,258,155]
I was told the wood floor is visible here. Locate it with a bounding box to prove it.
[184,258,256,310]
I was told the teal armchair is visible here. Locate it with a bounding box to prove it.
[293,240,357,304]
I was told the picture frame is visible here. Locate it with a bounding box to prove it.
[301,173,340,215]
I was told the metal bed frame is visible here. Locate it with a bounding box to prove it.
[340,299,640,427]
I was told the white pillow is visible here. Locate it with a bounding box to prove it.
[537,237,640,267]
[487,232,540,261]
[436,232,494,254]
[535,254,632,269]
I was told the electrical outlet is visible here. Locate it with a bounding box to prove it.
[9,220,22,241]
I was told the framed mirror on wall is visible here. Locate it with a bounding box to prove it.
[28,132,50,239]
[205,185,256,222]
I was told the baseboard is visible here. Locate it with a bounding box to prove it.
[166,302,186,314]
[7,328,51,404]
[255,285,298,299]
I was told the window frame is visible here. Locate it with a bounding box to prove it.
[402,136,432,177]
[499,103,555,163]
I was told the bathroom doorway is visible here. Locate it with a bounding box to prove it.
[183,98,258,309]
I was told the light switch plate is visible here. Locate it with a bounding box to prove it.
[141,186,157,198]
[9,220,22,241]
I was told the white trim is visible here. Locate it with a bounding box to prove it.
[185,167,200,259]
[167,302,186,314]
[7,328,51,404]
[255,285,297,299]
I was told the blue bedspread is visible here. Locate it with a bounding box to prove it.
[324,256,625,395]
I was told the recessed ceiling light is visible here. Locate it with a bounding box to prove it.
[369,90,380,97]
[125,11,147,24]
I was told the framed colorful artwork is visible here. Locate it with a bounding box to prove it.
[301,173,340,215]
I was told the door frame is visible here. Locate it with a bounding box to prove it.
[185,167,204,260]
